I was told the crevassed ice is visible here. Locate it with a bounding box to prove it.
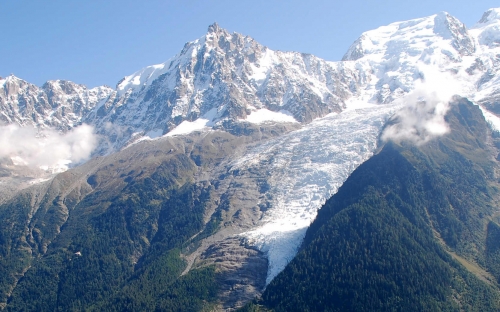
[235,102,400,284]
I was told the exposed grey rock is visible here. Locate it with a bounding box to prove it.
[200,237,267,310]
[0,76,112,130]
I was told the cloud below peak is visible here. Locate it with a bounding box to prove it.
[0,124,97,172]
[381,65,462,145]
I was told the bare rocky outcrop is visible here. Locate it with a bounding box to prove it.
[201,237,267,310]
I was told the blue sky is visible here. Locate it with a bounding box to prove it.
[1,0,498,88]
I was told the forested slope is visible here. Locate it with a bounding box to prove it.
[258,99,500,311]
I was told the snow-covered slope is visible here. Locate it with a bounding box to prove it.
[341,9,500,109]
[84,23,366,153]
[236,102,399,283]
[0,75,112,130]
[470,8,500,113]
[341,12,475,103]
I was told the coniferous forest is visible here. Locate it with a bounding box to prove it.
[1,155,219,311]
[251,99,500,311]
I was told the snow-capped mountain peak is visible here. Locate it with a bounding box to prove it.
[116,62,170,95]
[115,23,242,97]
[2,73,20,83]
[472,8,500,49]
[0,75,112,130]
[433,12,475,55]
[343,12,474,62]
[339,11,487,104]
[477,8,500,25]
[87,23,365,153]
[207,21,222,34]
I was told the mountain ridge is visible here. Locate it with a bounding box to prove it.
[3,8,500,158]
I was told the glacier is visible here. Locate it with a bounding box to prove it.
[235,102,399,283]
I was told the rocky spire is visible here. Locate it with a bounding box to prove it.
[207,22,222,34]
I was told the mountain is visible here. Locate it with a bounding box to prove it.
[3,11,500,153]
[0,124,295,310]
[0,75,112,130]
[84,22,367,153]
[2,8,500,311]
[257,98,500,311]
[342,9,500,107]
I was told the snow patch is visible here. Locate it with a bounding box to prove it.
[28,177,52,185]
[478,105,500,131]
[165,108,218,137]
[244,109,297,124]
[166,119,211,137]
[10,156,29,166]
[249,49,275,83]
[117,62,169,94]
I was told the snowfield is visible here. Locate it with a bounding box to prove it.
[235,102,399,283]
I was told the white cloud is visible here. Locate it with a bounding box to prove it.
[0,124,97,172]
[381,65,462,145]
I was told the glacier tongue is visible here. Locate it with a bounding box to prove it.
[235,102,400,284]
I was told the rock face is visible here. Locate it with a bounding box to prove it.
[0,76,112,130]
[198,237,268,310]
[83,23,366,153]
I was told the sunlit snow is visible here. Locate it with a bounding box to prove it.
[117,63,168,95]
[28,177,52,185]
[165,118,212,137]
[244,109,297,124]
[248,49,276,83]
[478,106,500,132]
[237,102,400,284]
[165,108,218,137]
